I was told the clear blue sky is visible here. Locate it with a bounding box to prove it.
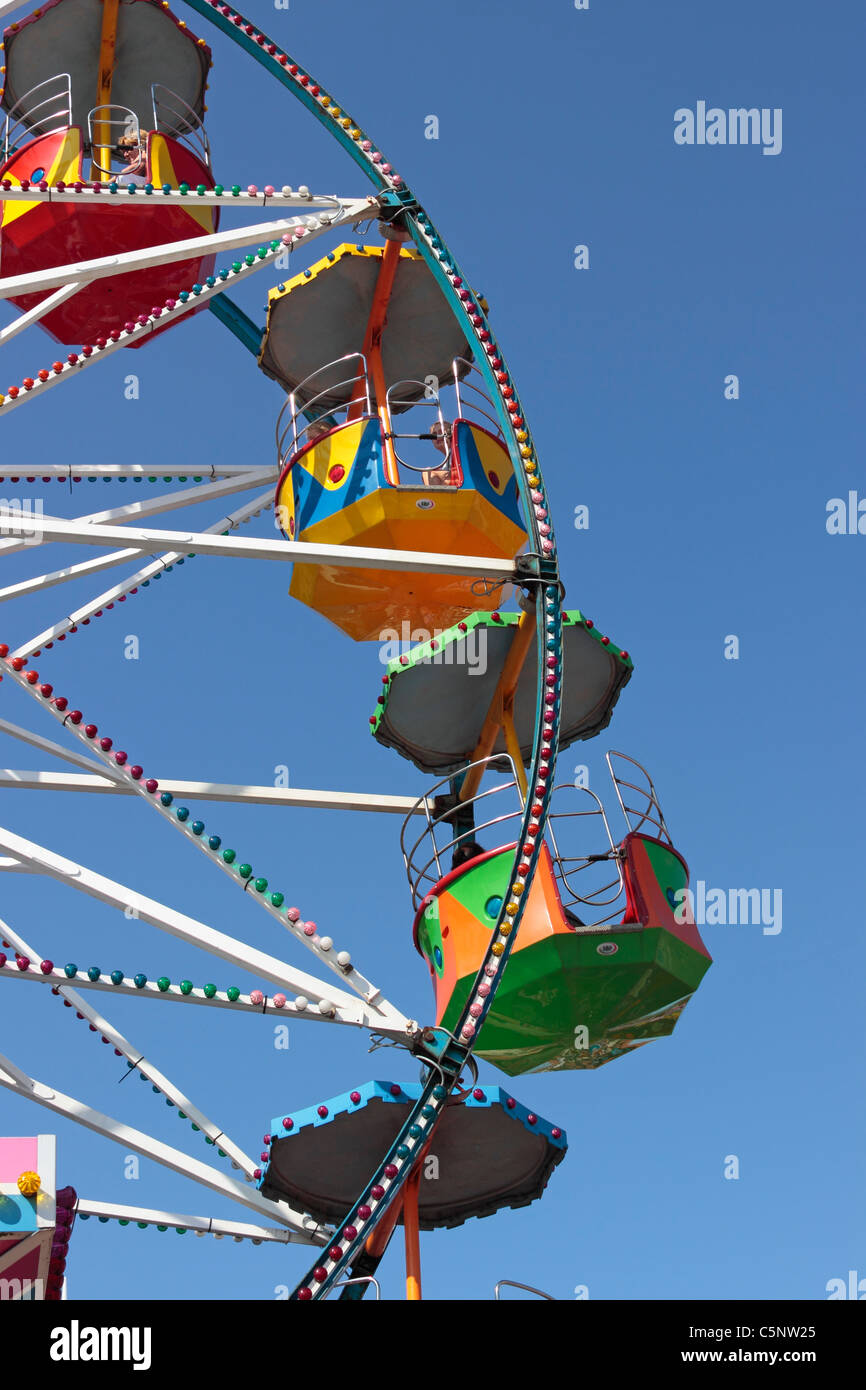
[0,0,863,1301]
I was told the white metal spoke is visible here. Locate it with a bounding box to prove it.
[0,768,421,813]
[0,716,125,781]
[0,914,260,1179]
[0,822,410,1032]
[0,200,368,418]
[1,944,395,1032]
[0,512,515,579]
[0,1048,37,1090]
[1,653,418,1012]
[66,468,276,529]
[0,282,82,345]
[0,1055,325,1240]
[0,467,275,559]
[0,548,147,604]
[0,186,354,213]
[0,463,269,478]
[0,204,369,300]
[75,1199,297,1244]
[13,488,274,656]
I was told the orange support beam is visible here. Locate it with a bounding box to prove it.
[347,241,402,483]
[403,1164,423,1301]
[460,610,537,803]
[91,0,120,182]
[364,1191,402,1259]
[502,707,528,798]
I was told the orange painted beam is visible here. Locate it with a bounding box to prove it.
[502,706,528,798]
[460,610,537,803]
[364,1190,402,1259]
[347,241,402,483]
[403,1164,423,1301]
[91,0,120,181]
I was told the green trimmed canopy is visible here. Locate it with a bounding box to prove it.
[371,609,633,775]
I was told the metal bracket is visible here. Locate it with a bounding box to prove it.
[514,553,562,589]
[377,189,420,214]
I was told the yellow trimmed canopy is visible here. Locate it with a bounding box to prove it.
[259,243,473,411]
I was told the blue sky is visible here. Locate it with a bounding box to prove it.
[0,0,863,1301]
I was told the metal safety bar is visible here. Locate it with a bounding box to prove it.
[605,750,672,843]
[151,83,211,168]
[87,105,140,176]
[2,74,72,161]
[327,1275,381,1299]
[452,356,506,439]
[545,783,626,927]
[384,380,458,482]
[400,756,525,909]
[276,353,371,465]
[401,751,673,925]
[494,1279,555,1300]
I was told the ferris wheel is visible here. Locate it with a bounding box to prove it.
[0,0,712,1302]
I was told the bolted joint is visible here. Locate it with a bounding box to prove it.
[409,1026,449,1064]
[377,188,419,213]
[515,553,561,587]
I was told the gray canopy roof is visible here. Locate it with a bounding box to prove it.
[371,609,633,776]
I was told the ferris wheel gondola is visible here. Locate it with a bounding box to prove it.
[0,0,218,343]
[0,0,710,1303]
